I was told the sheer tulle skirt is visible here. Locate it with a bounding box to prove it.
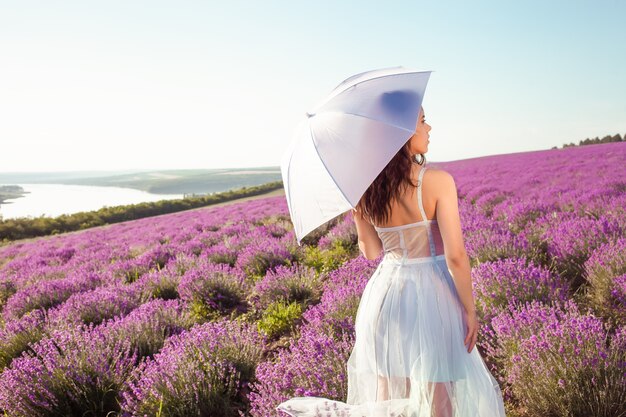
[276,255,506,417]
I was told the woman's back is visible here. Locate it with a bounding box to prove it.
[373,163,437,228]
[372,165,445,260]
[371,164,464,262]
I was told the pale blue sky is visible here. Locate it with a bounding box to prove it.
[1,0,624,172]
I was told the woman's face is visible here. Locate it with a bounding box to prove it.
[409,107,431,155]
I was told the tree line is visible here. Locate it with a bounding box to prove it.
[0,181,284,245]
[552,133,624,149]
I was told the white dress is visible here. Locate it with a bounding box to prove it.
[276,166,506,417]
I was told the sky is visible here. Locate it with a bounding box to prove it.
[0,0,625,172]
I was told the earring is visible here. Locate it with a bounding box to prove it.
[414,153,425,165]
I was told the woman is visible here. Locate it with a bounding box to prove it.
[277,107,506,417]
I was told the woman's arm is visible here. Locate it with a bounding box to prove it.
[434,169,480,353]
[351,208,383,260]
[434,170,476,316]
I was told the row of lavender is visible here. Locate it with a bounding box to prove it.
[0,141,624,416]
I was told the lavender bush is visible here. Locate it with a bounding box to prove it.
[236,237,293,280]
[203,242,239,266]
[178,261,249,321]
[248,327,355,417]
[583,237,626,327]
[471,257,570,325]
[0,308,47,371]
[535,211,621,289]
[247,256,378,416]
[301,256,378,339]
[250,264,323,311]
[507,307,625,416]
[0,278,17,318]
[460,202,528,264]
[134,265,183,302]
[482,300,571,394]
[484,300,626,416]
[2,270,106,322]
[317,212,358,252]
[100,298,196,365]
[0,325,138,417]
[120,319,267,417]
[45,281,143,329]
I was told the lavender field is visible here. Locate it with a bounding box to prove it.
[0,142,625,417]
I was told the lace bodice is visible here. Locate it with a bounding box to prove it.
[373,166,445,261]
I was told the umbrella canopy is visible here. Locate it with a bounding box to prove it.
[281,67,432,245]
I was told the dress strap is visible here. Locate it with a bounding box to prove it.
[417,166,437,257]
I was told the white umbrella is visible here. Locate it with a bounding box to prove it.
[281,66,432,245]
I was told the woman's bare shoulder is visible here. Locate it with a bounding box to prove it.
[424,168,456,195]
[424,167,454,183]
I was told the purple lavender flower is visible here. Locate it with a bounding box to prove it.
[583,237,626,326]
[178,260,249,320]
[471,257,570,324]
[120,319,266,417]
[45,281,143,330]
[236,237,293,279]
[0,325,138,416]
[248,327,354,417]
[2,270,106,322]
[542,212,620,281]
[301,256,378,339]
[0,308,47,370]
[250,264,322,311]
[202,242,239,267]
[99,298,195,361]
[317,213,358,252]
[506,306,624,416]
[483,299,626,413]
[132,263,184,302]
[460,203,527,263]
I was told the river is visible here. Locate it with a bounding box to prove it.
[0,183,184,220]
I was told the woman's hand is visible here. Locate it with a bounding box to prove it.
[464,309,479,353]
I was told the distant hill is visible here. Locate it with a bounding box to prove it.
[0,167,282,195]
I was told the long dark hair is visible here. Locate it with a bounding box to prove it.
[355,142,426,226]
